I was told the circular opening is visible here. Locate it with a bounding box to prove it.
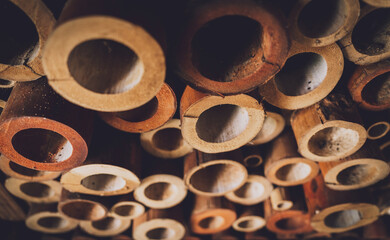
[275,162,311,182]
[362,72,390,106]
[308,127,359,157]
[60,201,106,221]
[146,227,175,240]
[190,163,246,194]
[0,79,13,86]
[68,39,144,94]
[0,1,39,65]
[324,209,362,228]
[113,204,143,218]
[237,218,263,230]
[234,181,265,199]
[297,0,346,38]
[92,217,122,231]
[37,216,68,229]
[196,104,249,143]
[81,174,126,192]
[144,182,177,201]
[191,15,262,82]
[11,128,73,164]
[199,216,225,229]
[368,122,389,139]
[352,8,390,56]
[9,161,43,177]
[275,217,306,230]
[244,156,262,168]
[336,164,378,185]
[276,202,292,210]
[275,53,327,96]
[19,182,53,198]
[152,128,183,151]
[115,97,158,122]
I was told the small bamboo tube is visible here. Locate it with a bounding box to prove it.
[363,218,388,239]
[241,146,264,169]
[291,93,367,162]
[232,204,266,233]
[269,188,293,211]
[358,109,390,140]
[110,194,145,220]
[247,111,285,146]
[79,213,131,237]
[99,83,176,133]
[0,0,55,81]
[259,41,344,110]
[362,0,390,7]
[0,80,15,89]
[25,203,78,234]
[180,86,265,153]
[264,129,319,186]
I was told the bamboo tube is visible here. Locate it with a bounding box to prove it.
[110,200,145,220]
[99,83,176,133]
[190,196,236,235]
[0,78,93,171]
[180,86,265,153]
[0,80,15,89]
[79,213,131,237]
[241,147,264,169]
[348,60,390,111]
[0,0,55,81]
[184,150,248,197]
[367,121,390,140]
[358,109,390,140]
[291,93,367,162]
[363,218,388,239]
[362,0,390,7]
[269,188,293,211]
[26,203,78,234]
[259,41,343,110]
[264,129,319,186]
[225,175,273,206]
[247,112,285,146]
[232,205,266,233]
[43,0,165,112]
[174,0,289,95]
[339,6,390,65]
[140,119,193,159]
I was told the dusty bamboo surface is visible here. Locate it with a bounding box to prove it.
[362,0,390,7]
[0,180,26,221]
[110,199,145,220]
[0,0,55,81]
[232,204,266,233]
[264,129,319,186]
[0,78,93,171]
[99,83,176,133]
[79,213,131,237]
[259,41,344,110]
[241,146,264,168]
[43,0,166,112]
[247,111,285,146]
[270,188,293,211]
[291,93,367,162]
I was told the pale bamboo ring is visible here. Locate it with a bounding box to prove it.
[5,178,61,203]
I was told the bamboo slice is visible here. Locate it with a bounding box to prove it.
[0,0,55,81]
[0,181,26,221]
[358,109,390,140]
[180,86,265,153]
[79,213,131,237]
[110,200,145,220]
[99,83,176,133]
[247,112,285,146]
[5,178,61,203]
[362,0,390,7]
[0,78,93,171]
[259,41,343,110]
[270,188,293,211]
[232,204,266,233]
[264,129,319,186]
[291,93,367,162]
[241,147,264,169]
[43,0,165,112]
[367,121,390,140]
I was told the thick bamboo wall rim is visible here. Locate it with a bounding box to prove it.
[110,201,145,220]
[79,213,131,237]
[270,188,293,211]
[133,218,186,240]
[247,112,285,146]
[367,121,390,139]
[232,215,266,233]
[26,211,78,234]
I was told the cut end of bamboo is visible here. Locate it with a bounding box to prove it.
[243,155,263,168]
[0,79,15,88]
[232,216,266,233]
[133,219,186,240]
[58,199,107,221]
[80,214,131,237]
[367,121,390,139]
[191,209,237,235]
[247,112,285,146]
[111,201,145,220]
[5,178,61,203]
[266,210,312,234]
[26,211,78,234]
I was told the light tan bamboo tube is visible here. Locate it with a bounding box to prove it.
[241,147,264,169]
[232,205,266,233]
[291,93,367,162]
[190,196,236,235]
[259,41,343,110]
[247,111,285,146]
[225,175,273,206]
[79,213,131,237]
[26,203,78,234]
[339,6,390,65]
[367,122,390,139]
[362,0,390,7]
[363,218,388,239]
[264,129,319,186]
[43,0,165,112]
[180,86,265,153]
[0,80,15,89]
[140,119,193,159]
[0,0,55,81]
[99,83,176,133]
[110,200,145,220]
[184,150,248,197]
[5,178,61,203]
[270,188,293,211]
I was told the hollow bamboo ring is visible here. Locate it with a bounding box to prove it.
[133,219,186,240]
[5,178,61,203]
[79,213,131,237]
[191,208,236,235]
[367,122,390,139]
[58,199,107,222]
[26,211,78,234]
[266,210,312,234]
[242,155,263,168]
[232,215,266,233]
[247,112,285,146]
[0,80,15,89]
[110,201,145,220]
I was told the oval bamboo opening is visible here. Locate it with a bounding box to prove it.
[115,97,158,122]
[113,204,143,218]
[275,163,311,182]
[367,122,390,139]
[244,156,263,168]
[92,217,122,231]
[237,218,264,230]
[152,128,183,151]
[146,227,175,240]
[336,164,378,186]
[144,182,177,201]
[233,182,265,199]
[361,72,390,106]
[37,216,68,229]
[60,201,106,221]
[0,79,14,87]
[275,217,306,230]
[199,216,225,229]
[81,174,126,192]
[276,201,293,211]
[9,161,43,177]
[324,209,361,228]
[191,15,262,82]
[19,182,53,198]
[67,39,144,94]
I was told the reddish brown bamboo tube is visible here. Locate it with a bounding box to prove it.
[0,0,55,81]
[259,41,344,110]
[43,0,165,112]
[247,111,285,146]
[232,204,266,233]
[362,0,390,7]
[348,60,390,111]
[291,93,367,162]
[339,6,390,65]
[0,78,93,171]
[264,129,319,186]
[79,213,131,237]
[241,146,264,169]
[363,218,388,239]
[180,86,265,153]
[190,195,236,235]
[99,83,176,133]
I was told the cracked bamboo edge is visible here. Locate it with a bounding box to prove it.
[80,213,131,237]
[5,178,61,203]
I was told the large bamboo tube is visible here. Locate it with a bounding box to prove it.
[0,78,93,171]
[362,0,390,7]
[264,129,319,186]
[79,213,131,237]
[180,86,264,153]
[110,199,145,220]
[0,0,55,81]
[247,111,285,146]
[339,6,390,65]
[291,93,367,162]
[348,60,390,111]
[232,205,266,233]
[259,41,343,110]
[43,0,165,112]
[99,83,176,133]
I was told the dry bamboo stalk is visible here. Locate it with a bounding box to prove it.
[232,204,266,233]
[247,111,285,146]
[99,83,176,133]
[79,213,131,237]
[241,146,264,169]
[259,41,343,110]
[291,93,367,162]
[180,86,265,153]
[362,0,390,7]
[270,188,293,211]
